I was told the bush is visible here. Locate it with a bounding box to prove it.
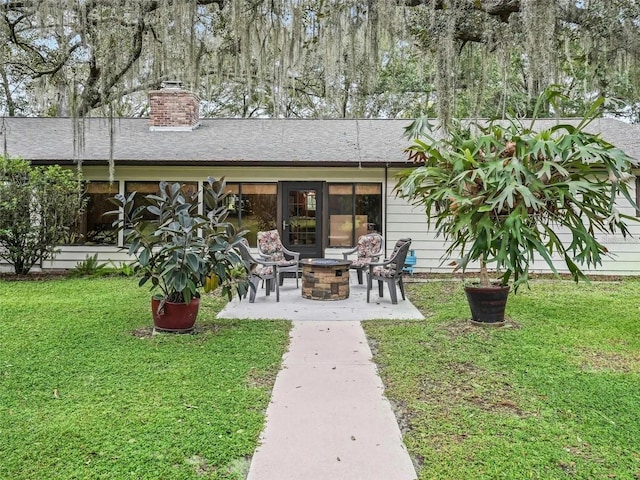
[0,157,84,274]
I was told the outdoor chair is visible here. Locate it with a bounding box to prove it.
[257,229,300,288]
[342,233,384,285]
[366,238,412,304]
[237,239,279,303]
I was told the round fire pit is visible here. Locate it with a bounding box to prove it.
[301,258,352,300]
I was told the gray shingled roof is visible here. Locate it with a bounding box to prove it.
[1,116,638,167]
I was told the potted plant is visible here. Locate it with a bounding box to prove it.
[110,177,249,332]
[395,90,639,325]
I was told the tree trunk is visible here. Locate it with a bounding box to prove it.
[479,258,490,287]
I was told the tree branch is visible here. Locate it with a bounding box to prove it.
[401,0,520,22]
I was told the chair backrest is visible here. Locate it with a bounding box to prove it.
[388,238,412,275]
[257,229,286,262]
[356,233,383,259]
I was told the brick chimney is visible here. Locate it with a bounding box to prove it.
[149,81,200,131]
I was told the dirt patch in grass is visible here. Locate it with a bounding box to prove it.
[130,323,224,339]
[131,327,155,338]
[185,454,217,477]
[577,348,640,373]
[441,319,486,338]
[245,367,278,389]
[393,354,527,419]
[440,317,521,339]
[439,360,528,416]
[466,390,527,416]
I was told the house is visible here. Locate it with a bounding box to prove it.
[2,83,640,275]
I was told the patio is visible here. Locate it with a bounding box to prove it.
[217,273,424,321]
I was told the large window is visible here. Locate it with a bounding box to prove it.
[125,181,198,221]
[69,181,119,245]
[223,183,277,245]
[328,183,382,247]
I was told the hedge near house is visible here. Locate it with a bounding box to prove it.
[0,157,84,274]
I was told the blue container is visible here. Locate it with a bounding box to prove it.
[403,249,417,274]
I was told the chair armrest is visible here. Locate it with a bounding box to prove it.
[341,246,359,259]
[367,258,392,269]
[246,250,277,268]
[281,245,300,261]
[256,257,278,267]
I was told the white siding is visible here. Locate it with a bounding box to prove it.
[0,246,132,273]
[41,246,133,270]
[386,168,640,276]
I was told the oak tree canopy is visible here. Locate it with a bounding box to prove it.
[1,0,638,123]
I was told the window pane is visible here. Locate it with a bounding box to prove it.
[125,181,197,221]
[239,184,277,245]
[69,181,119,245]
[126,182,160,194]
[242,184,277,195]
[125,182,162,222]
[356,184,382,235]
[329,184,352,195]
[287,188,317,246]
[328,183,382,247]
[212,183,277,245]
[328,184,353,247]
[356,184,381,195]
[224,183,241,233]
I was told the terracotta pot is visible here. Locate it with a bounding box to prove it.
[464,285,510,325]
[151,297,200,333]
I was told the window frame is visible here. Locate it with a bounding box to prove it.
[327,182,382,248]
[66,180,120,245]
[219,182,278,245]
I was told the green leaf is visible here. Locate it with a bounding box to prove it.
[186,252,200,272]
[138,248,150,267]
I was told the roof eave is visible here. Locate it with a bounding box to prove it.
[27,159,411,168]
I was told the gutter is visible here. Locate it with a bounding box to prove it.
[27,158,412,168]
[384,163,388,257]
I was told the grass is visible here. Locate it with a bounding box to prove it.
[0,277,290,480]
[363,279,640,480]
[4,275,640,479]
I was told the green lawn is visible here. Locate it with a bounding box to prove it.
[364,279,640,480]
[4,276,640,479]
[0,277,290,480]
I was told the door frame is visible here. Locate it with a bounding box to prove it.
[278,181,324,259]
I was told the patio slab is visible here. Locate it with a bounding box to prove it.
[216,273,424,321]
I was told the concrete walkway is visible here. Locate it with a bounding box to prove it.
[218,277,422,479]
[246,320,418,480]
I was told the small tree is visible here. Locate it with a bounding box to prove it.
[395,91,639,292]
[0,157,84,274]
